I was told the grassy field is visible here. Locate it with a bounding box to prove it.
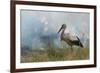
[21,47,89,63]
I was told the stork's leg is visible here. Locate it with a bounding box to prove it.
[70,45,73,51]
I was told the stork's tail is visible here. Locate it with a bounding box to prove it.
[76,36,84,47]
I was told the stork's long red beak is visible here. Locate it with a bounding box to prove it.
[58,26,62,33]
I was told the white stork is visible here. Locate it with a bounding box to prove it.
[58,24,83,51]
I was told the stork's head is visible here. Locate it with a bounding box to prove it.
[58,24,66,33]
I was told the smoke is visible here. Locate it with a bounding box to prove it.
[21,10,90,49]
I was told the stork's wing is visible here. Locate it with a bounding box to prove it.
[64,33,78,41]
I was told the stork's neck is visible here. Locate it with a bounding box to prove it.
[61,28,65,37]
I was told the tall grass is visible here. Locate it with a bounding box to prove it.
[21,44,89,63]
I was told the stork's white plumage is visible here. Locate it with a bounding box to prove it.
[64,33,78,41]
[58,24,83,50]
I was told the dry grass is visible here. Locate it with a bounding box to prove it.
[21,47,89,63]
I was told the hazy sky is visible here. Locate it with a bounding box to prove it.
[21,10,90,49]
